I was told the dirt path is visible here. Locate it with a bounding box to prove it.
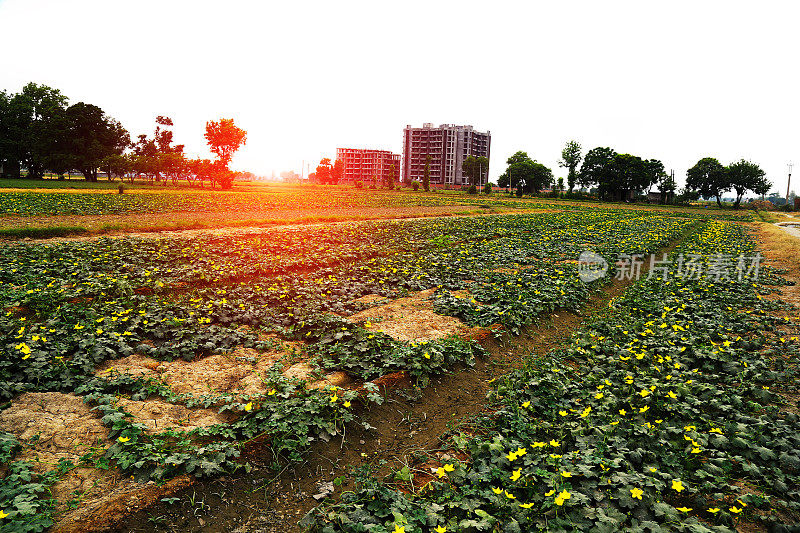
[0,206,556,244]
[103,232,692,533]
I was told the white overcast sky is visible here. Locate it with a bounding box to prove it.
[1,0,798,194]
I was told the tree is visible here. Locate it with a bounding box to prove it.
[728,159,769,208]
[498,151,552,194]
[655,170,677,204]
[462,155,489,187]
[579,148,654,201]
[559,140,582,192]
[204,118,247,190]
[205,118,246,167]
[3,83,69,179]
[423,155,431,192]
[65,102,129,182]
[316,158,332,184]
[331,159,344,185]
[686,157,729,207]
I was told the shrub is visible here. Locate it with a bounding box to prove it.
[412,181,420,191]
[467,185,478,195]
[515,187,523,197]
[483,183,492,194]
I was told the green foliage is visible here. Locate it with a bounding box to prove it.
[498,151,552,194]
[559,140,582,192]
[308,220,800,532]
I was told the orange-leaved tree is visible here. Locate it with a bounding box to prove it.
[204,118,247,189]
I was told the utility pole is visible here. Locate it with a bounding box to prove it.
[787,162,793,206]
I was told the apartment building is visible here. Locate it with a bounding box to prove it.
[402,123,491,186]
[336,148,401,185]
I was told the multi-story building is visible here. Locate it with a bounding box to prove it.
[402,123,491,186]
[336,148,401,185]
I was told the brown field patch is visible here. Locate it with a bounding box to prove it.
[347,288,485,342]
[0,392,193,532]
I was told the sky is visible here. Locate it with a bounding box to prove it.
[1,0,798,195]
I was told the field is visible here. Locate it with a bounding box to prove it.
[0,185,796,533]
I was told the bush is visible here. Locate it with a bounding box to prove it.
[515,187,523,197]
[467,185,478,195]
[412,181,420,191]
[483,183,492,194]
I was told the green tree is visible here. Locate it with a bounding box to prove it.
[686,157,729,207]
[727,159,770,208]
[559,140,582,192]
[423,155,431,192]
[66,102,129,182]
[204,117,247,189]
[655,170,677,204]
[498,151,552,194]
[579,148,654,201]
[462,155,489,187]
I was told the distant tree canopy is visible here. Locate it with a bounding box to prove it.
[686,157,770,208]
[497,151,552,194]
[315,157,333,184]
[204,117,247,190]
[578,147,663,201]
[462,155,489,187]
[559,140,582,192]
[0,82,129,181]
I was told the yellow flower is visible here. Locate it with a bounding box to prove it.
[244,402,253,411]
[444,463,455,472]
[545,489,555,496]
[492,487,503,494]
[560,471,572,478]
[676,506,692,513]
[436,467,446,478]
[0,510,7,519]
[619,409,627,416]
[710,427,722,434]
[393,525,405,533]
[671,479,684,492]
[424,352,430,359]
[559,410,568,416]
[268,389,276,395]
[343,401,351,408]
[330,394,338,403]
[515,447,527,457]
[118,436,130,443]
[639,406,649,413]
[639,389,650,397]
[729,506,743,514]
[521,401,530,408]
[519,502,534,509]
[549,439,560,447]
[510,468,522,481]
[690,448,701,454]
[667,391,677,399]
[505,491,516,499]
[708,507,720,513]
[630,487,643,499]
[434,526,447,533]
[506,451,518,461]
[595,392,604,399]
[554,490,571,506]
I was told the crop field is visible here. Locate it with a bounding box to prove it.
[0,196,795,532]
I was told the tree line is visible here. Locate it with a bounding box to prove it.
[496,140,771,207]
[0,82,247,189]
